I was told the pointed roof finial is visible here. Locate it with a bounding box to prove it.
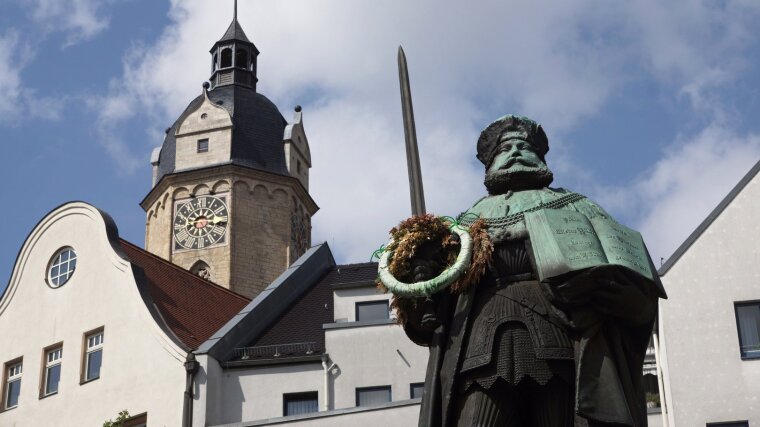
[234,0,238,21]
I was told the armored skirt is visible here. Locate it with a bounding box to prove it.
[457,241,574,400]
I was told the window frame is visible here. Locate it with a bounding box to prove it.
[734,300,760,360]
[2,357,23,411]
[197,138,209,153]
[40,343,63,399]
[47,247,77,288]
[282,391,319,416]
[410,382,424,399]
[355,300,390,322]
[355,385,392,407]
[81,327,104,384]
[122,412,148,427]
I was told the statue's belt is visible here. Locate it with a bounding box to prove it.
[457,192,586,228]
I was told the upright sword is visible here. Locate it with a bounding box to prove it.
[398,46,426,216]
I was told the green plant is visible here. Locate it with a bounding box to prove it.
[103,410,131,427]
[645,392,660,407]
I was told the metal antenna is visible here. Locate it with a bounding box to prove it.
[398,46,426,216]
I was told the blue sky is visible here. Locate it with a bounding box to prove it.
[3,0,760,293]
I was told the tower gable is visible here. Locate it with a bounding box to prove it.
[174,89,233,172]
[283,106,311,191]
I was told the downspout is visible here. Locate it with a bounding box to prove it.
[321,354,336,412]
[652,316,668,427]
[183,353,200,427]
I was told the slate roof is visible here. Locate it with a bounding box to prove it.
[155,84,288,183]
[119,239,250,350]
[216,18,254,46]
[242,262,379,361]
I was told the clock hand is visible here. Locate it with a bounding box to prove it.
[208,216,227,225]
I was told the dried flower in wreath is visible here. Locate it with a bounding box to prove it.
[375,215,492,324]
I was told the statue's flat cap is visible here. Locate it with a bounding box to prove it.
[476,115,549,166]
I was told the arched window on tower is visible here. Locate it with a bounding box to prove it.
[190,261,212,281]
[220,48,232,68]
[235,49,248,69]
[212,53,218,71]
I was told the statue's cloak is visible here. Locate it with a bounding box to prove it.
[404,189,666,427]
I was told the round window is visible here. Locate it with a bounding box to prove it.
[48,248,77,288]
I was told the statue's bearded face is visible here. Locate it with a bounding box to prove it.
[484,136,554,194]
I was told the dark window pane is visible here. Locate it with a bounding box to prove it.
[197,139,209,153]
[220,48,232,68]
[356,386,391,406]
[46,364,60,395]
[356,301,389,321]
[410,383,424,399]
[736,303,760,358]
[283,392,318,416]
[86,349,102,380]
[6,379,20,408]
[235,49,248,68]
[706,423,748,427]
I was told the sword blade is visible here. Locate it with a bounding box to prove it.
[398,46,426,216]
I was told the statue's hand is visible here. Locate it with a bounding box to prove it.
[408,240,447,282]
[411,259,441,282]
[420,297,441,330]
[591,268,656,325]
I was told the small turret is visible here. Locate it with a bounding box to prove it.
[209,0,259,90]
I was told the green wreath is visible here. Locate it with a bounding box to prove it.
[376,214,492,298]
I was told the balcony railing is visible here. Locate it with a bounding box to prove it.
[233,342,318,360]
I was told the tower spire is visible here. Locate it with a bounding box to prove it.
[234,0,237,21]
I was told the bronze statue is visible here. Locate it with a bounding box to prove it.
[396,115,666,427]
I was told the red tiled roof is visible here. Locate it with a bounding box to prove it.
[119,239,250,350]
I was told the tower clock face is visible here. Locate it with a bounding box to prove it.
[173,195,229,251]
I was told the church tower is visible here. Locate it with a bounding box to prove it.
[141,6,317,299]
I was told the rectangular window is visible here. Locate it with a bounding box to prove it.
[122,412,147,427]
[197,138,209,153]
[43,346,62,397]
[356,300,390,322]
[735,302,760,359]
[3,359,22,410]
[410,382,424,399]
[83,329,103,382]
[283,391,318,416]
[356,386,391,407]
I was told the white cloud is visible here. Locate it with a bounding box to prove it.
[0,32,23,118]
[592,125,760,265]
[23,0,110,47]
[95,0,760,263]
[0,30,65,124]
[634,126,760,264]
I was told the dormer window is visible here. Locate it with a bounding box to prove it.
[220,48,232,68]
[197,139,209,153]
[235,49,248,68]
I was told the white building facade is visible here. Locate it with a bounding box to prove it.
[656,160,760,427]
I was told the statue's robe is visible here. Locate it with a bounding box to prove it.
[404,188,667,427]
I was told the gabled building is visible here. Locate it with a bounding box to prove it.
[656,160,760,427]
[190,252,427,426]
[0,202,249,426]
